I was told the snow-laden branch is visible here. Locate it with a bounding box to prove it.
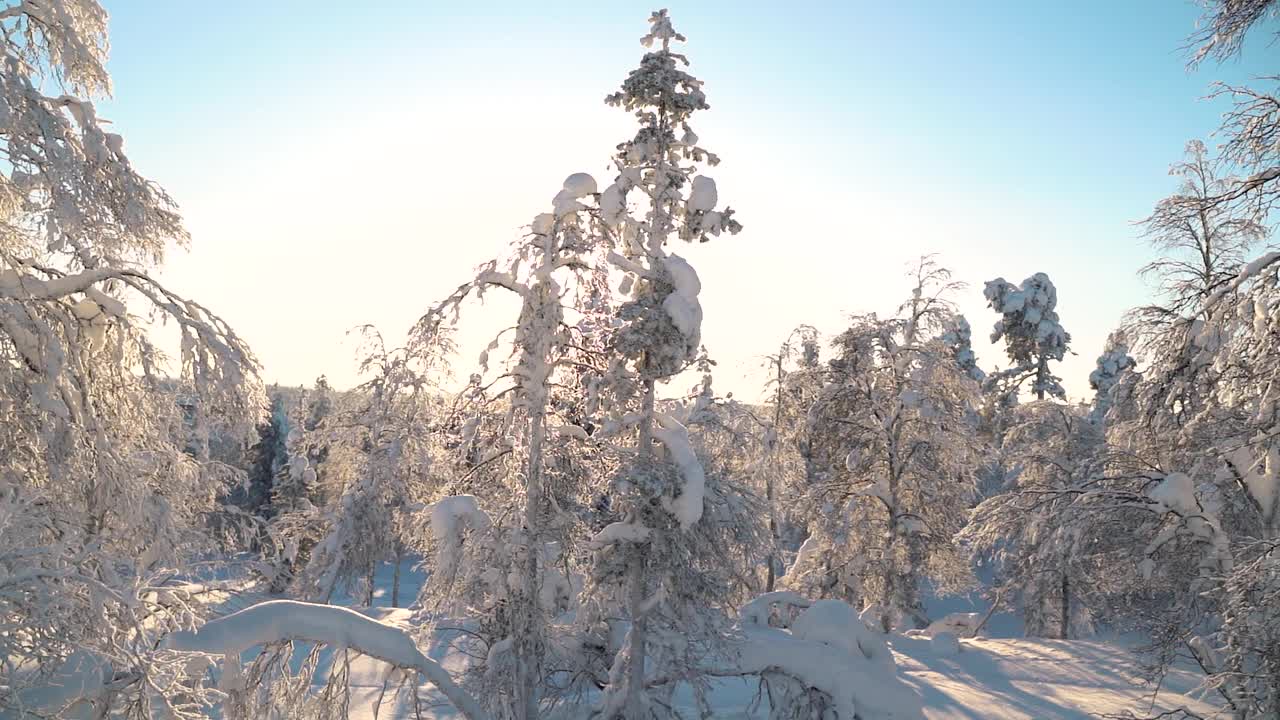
[1201,250,1280,314]
[162,600,490,720]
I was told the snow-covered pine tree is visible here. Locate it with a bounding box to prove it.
[1087,331,1135,422]
[576,10,746,718]
[983,272,1071,401]
[0,1,263,714]
[239,389,290,521]
[940,314,985,384]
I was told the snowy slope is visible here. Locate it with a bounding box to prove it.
[895,636,1217,720]
[160,559,1219,720]
[329,628,1219,719]
[257,560,1219,720]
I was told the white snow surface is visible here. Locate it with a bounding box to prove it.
[161,600,489,720]
[926,612,982,637]
[427,496,491,542]
[1148,472,1198,515]
[790,599,894,666]
[3,649,112,718]
[688,175,717,212]
[163,600,427,663]
[87,559,1225,720]
[660,253,703,348]
[561,172,598,198]
[736,599,922,720]
[653,411,705,529]
[738,590,811,627]
[930,632,961,656]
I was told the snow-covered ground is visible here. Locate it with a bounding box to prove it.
[195,559,1220,720]
[329,620,1218,719]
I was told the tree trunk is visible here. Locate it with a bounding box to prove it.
[766,354,784,593]
[624,553,649,720]
[1059,570,1070,640]
[514,400,547,720]
[622,378,657,718]
[765,489,777,593]
[391,542,403,608]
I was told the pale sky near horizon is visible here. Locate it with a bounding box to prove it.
[95,1,1278,402]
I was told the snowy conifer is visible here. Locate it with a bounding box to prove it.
[575,10,750,718]
[984,272,1071,400]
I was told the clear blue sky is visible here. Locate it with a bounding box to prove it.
[96,1,1278,400]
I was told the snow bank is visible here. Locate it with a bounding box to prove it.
[791,599,894,667]
[927,612,982,638]
[3,649,112,718]
[739,590,812,627]
[654,412,705,529]
[735,629,923,719]
[726,595,924,719]
[162,600,490,720]
[931,631,962,656]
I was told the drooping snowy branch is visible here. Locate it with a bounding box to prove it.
[162,600,490,720]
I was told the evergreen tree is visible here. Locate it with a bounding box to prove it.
[983,272,1071,401]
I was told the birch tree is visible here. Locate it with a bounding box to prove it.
[0,1,262,714]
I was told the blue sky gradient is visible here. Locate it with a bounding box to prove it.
[96,2,1278,399]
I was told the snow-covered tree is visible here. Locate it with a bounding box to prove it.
[983,272,1071,401]
[238,389,290,520]
[0,1,263,715]
[284,327,448,606]
[1133,140,1267,332]
[1188,0,1279,66]
[1088,331,1136,422]
[407,172,611,720]
[1181,3,1280,232]
[758,325,821,591]
[940,314,985,384]
[574,10,748,718]
[963,400,1104,638]
[795,267,979,631]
